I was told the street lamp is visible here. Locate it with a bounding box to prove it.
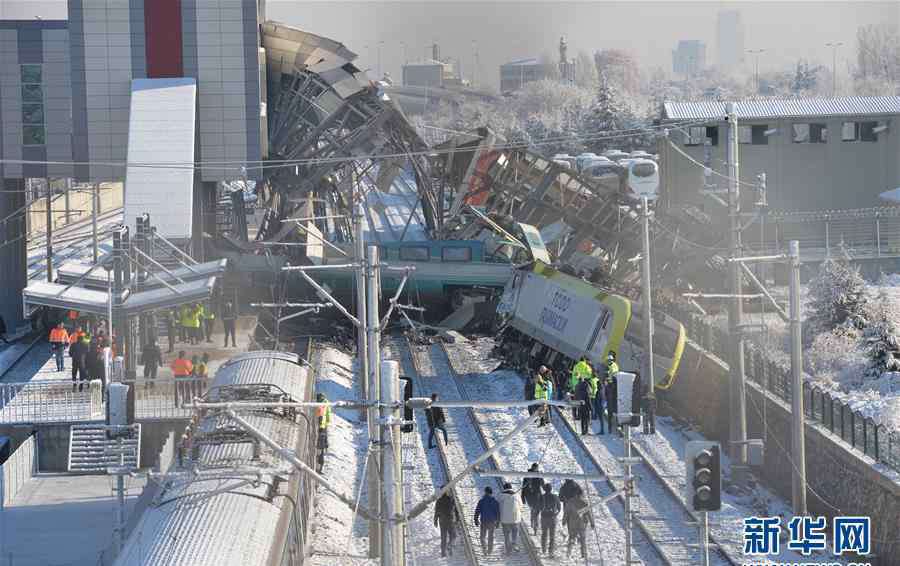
[746,49,766,95]
[825,42,844,96]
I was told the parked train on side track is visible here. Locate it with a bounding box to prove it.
[114,350,315,566]
[495,261,685,389]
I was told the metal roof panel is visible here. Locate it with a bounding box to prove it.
[663,96,900,121]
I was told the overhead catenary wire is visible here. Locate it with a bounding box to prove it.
[0,119,707,174]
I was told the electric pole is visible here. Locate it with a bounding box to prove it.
[366,244,383,559]
[92,183,99,264]
[726,103,748,486]
[788,240,808,514]
[825,42,843,96]
[45,184,53,282]
[640,196,656,419]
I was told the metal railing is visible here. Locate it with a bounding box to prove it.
[122,377,212,421]
[665,300,900,473]
[0,378,104,424]
[1,433,36,507]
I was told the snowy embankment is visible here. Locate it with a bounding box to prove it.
[307,346,377,566]
[724,278,900,433]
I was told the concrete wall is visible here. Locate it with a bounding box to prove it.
[663,117,900,213]
[660,340,900,564]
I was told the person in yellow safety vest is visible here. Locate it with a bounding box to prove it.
[569,356,592,420]
[534,373,550,427]
[200,303,215,343]
[316,393,332,472]
[184,303,202,345]
[604,351,620,384]
[178,304,192,343]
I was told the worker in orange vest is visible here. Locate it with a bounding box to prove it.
[67,309,79,331]
[49,322,70,372]
[171,351,193,408]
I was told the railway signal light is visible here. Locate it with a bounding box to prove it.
[685,441,721,512]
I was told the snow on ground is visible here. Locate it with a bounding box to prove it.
[383,340,471,566]
[449,335,840,565]
[458,366,659,565]
[307,345,377,566]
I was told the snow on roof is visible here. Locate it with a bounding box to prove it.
[663,96,900,121]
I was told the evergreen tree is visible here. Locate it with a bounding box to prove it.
[805,259,868,341]
[864,298,900,377]
[581,72,637,153]
[791,59,823,95]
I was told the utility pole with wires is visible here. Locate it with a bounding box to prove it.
[92,183,100,264]
[45,183,53,282]
[725,102,749,487]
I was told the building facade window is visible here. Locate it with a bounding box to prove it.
[739,125,769,145]
[841,121,878,142]
[685,126,719,146]
[20,64,45,146]
[792,123,827,143]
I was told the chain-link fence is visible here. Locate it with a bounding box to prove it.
[665,301,900,473]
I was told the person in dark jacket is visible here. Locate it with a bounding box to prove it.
[474,486,500,556]
[644,388,657,435]
[163,308,177,353]
[631,371,645,429]
[69,333,89,392]
[558,478,584,506]
[434,487,459,557]
[540,483,561,557]
[140,340,162,385]
[575,378,592,435]
[426,393,449,449]
[604,374,618,436]
[87,332,107,387]
[221,301,237,348]
[524,371,536,415]
[563,492,595,559]
[521,463,544,533]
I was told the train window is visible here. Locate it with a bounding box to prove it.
[441,247,472,262]
[400,246,429,261]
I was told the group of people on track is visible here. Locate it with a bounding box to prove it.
[429,347,659,559]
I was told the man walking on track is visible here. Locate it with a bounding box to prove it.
[49,322,69,372]
[221,301,237,348]
[498,482,521,555]
[474,486,500,556]
[434,488,459,557]
[521,463,544,533]
[540,482,561,558]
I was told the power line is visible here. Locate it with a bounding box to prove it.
[0,120,706,174]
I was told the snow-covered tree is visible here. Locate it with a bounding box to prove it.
[805,259,868,341]
[864,295,900,377]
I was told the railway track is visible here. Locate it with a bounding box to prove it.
[27,207,122,280]
[396,336,542,566]
[440,337,738,566]
[0,337,45,382]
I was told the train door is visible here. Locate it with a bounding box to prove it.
[399,376,413,433]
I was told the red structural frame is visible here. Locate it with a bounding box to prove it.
[144,0,183,78]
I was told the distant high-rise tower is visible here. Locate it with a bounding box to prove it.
[558,36,574,83]
[716,10,745,68]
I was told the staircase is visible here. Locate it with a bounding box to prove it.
[67,424,141,473]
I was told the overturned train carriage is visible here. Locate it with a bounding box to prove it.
[496,261,685,389]
[114,351,315,566]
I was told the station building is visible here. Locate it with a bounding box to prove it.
[0,0,269,329]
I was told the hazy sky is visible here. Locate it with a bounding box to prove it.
[5,1,899,90]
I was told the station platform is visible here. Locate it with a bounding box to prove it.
[1,473,145,566]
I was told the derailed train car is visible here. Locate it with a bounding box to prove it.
[114,351,315,566]
[495,261,686,389]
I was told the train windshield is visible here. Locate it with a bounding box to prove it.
[631,163,657,178]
